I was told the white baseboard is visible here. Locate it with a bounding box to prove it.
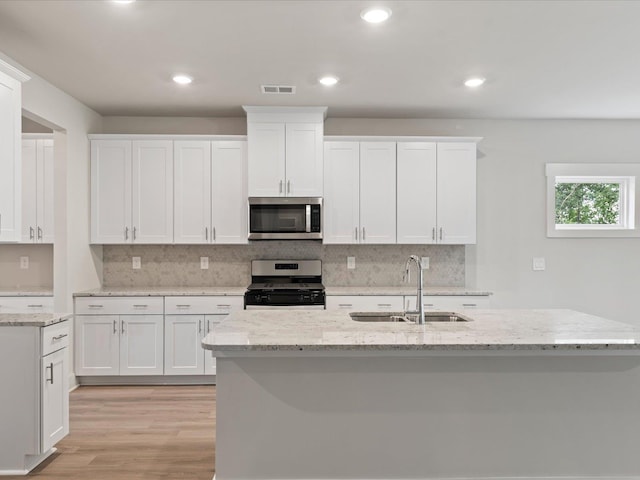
[68,372,78,392]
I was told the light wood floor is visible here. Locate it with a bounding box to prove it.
[10,385,216,479]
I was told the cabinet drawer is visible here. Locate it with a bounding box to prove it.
[0,296,54,314]
[326,295,404,312]
[165,296,244,315]
[75,296,164,315]
[404,295,490,311]
[42,320,70,356]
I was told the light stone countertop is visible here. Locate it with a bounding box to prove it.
[74,286,247,297]
[0,287,54,297]
[202,309,640,353]
[325,286,491,296]
[0,313,71,327]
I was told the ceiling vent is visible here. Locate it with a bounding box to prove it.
[261,85,296,95]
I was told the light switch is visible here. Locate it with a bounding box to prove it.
[20,256,29,269]
[421,257,430,269]
[532,257,546,271]
[200,257,209,269]
[347,256,356,269]
[132,257,141,270]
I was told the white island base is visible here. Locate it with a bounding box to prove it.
[215,352,640,480]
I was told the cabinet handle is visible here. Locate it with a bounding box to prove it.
[362,227,366,241]
[133,304,148,308]
[121,321,125,334]
[133,227,137,240]
[199,319,202,334]
[213,227,216,241]
[176,304,191,308]
[287,180,291,194]
[439,227,443,241]
[46,362,54,384]
[125,226,129,240]
[30,227,35,240]
[355,227,358,241]
[338,303,353,308]
[28,304,44,308]
[432,227,436,241]
[205,227,208,241]
[113,320,117,334]
[279,180,283,194]
[462,303,477,307]
[88,304,104,308]
[38,227,43,240]
[216,304,231,308]
[52,333,68,341]
[206,320,211,334]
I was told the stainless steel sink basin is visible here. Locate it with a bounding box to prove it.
[350,311,472,323]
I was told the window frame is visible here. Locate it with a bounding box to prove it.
[546,163,640,238]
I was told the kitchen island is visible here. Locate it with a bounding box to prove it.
[203,309,640,480]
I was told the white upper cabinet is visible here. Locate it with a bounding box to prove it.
[323,142,360,244]
[397,142,437,244]
[174,140,247,244]
[211,141,248,244]
[245,106,326,197]
[91,139,173,244]
[323,141,396,244]
[436,142,476,244]
[0,62,29,243]
[359,142,397,244]
[22,137,55,243]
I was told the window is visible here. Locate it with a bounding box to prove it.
[546,164,640,238]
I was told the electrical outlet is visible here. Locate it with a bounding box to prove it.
[347,256,356,270]
[200,257,209,269]
[20,256,29,269]
[132,257,141,270]
[532,257,546,271]
[421,257,430,269]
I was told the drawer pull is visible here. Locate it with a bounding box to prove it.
[462,303,477,307]
[52,333,68,341]
[88,304,104,308]
[378,303,392,307]
[46,362,54,384]
[216,304,231,308]
[176,304,191,308]
[133,304,148,308]
[338,304,353,308]
[28,304,44,308]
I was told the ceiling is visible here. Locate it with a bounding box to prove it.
[1,0,640,119]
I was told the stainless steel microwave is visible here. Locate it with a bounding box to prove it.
[248,197,322,240]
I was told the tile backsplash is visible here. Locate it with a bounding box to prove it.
[103,243,464,287]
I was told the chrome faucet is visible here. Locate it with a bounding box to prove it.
[403,255,425,324]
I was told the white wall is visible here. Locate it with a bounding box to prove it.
[0,51,103,313]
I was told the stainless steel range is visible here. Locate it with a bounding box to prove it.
[244,260,326,309]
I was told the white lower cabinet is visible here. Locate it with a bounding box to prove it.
[404,295,491,311]
[74,297,164,376]
[164,296,243,376]
[0,296,54,314]
[41,346,69,452]
[326,295,404,311]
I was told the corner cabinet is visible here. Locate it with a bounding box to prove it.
[244,106,326,197]
[0,61,30,243]
[90,139,174,244]
[22,136,55,243]
[174,140,248,244]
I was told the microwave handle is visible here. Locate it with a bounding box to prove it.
[305,205,311,233]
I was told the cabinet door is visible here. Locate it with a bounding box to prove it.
[74,315,120,376]
[119,315,164,375]
[21,139,38,242]
[204,314,228,375]
[91,140,132,243]
[360,142,397,244]
[323,142,360,244]
[437,143,476,244]
[285,123,323,196]
[165,315,205,375]
[41,347,69,452]
[0,71,21,243]
[212,141,248,244]
[38,139,55,243]
[247,122,285,196]
[132,140,174,243]
[174,141,211,244]
[397,142,437,244]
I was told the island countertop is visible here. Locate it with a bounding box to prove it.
[202,308,640,353]
[0,313,71,327]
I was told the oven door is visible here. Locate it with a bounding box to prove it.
[248,197,322,240]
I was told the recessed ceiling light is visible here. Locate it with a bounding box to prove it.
[464,77,486,88]
[172,74,193,85]
[360,7,392,24]
[319,76,339,87]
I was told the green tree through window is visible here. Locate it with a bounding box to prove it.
[555,183,620,225]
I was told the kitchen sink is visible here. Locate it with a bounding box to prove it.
[349,311,472,323]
